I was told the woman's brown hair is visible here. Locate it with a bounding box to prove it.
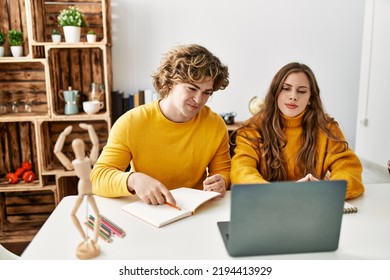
[237,62,347,181]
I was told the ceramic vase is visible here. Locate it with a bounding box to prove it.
[10,46,23,57]
[63,26,81,43]
[86,34,97,43]
[51,34,61,43]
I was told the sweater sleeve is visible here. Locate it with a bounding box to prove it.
[231,127,268,184]
[207,130,231,188]
[90,113,134,197]
[324,125,365,199]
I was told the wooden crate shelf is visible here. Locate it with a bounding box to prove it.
[42,176,79,205]
[28,0,111,45]
[0,61,49,117]
[47,46,110,116]
[0,0,112,244]
[39,120,109,172]
[0,0,29,58]
[0,121,40,183]
[0,190,56,243]
[55,176,79,202]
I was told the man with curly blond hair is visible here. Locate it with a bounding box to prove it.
[91,44,230,206]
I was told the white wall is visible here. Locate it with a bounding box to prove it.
[111,0,365,148]
[355,0,390,167]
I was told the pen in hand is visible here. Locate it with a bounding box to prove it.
[165,201,182,211]
[162,192,180,210]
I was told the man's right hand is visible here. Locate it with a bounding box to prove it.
[127,172,176,206]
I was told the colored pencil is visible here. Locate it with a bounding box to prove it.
[86,220,111,240]
[100,214,126,237]
[89,215,112,235]
[87,217,111,237]
[100,219,125,238]
[84,221,112,243]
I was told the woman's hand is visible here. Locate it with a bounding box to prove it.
[296,173,319,182]
[203,174,226,197]
[127,172,176,205]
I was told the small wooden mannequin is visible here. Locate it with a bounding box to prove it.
[53,125,74,170]
[54,124,100,171]
[54,123,101,259]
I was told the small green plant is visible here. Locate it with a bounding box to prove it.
[57,6,87,27]
[0,30,5,46]
[87,30,96,35]
[8,30,23,46]
[52,29,60,35]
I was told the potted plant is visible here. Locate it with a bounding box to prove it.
[8,29,23,57]
[51,29,61,43]
[86,30,97,43]
[57,6,87,43]
[0,30,5,57]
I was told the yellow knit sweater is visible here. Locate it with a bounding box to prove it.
[91,100,231,197]
[231,113,364,199]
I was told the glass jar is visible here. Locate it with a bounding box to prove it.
[89,82,105,103]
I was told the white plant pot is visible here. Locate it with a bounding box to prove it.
[0,46,4,57]
[51,34,61,43]
[86,34,97,43]
[63,26,81,43]
[10,46,23,57]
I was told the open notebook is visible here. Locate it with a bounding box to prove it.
[122,188,220,228]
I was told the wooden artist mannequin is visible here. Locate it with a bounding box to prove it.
[53,125,74,170]
[55,123,101,259]
[54,124,100,171]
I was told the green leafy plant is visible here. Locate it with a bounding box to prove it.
[52,29,60,35]
[57,6,87,27]
[8,30,23,46]
[87,30,96,35]
[0,30,5,46]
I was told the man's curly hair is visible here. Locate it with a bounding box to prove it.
[152,44,229,98]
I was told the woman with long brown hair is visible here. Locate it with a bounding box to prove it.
[231,62,364,199]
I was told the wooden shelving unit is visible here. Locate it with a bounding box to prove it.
[0,0,112,243]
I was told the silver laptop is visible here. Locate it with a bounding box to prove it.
[218,180,346,257]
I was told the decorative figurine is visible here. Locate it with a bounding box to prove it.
[54,123,101,259]
[54,123,100,171]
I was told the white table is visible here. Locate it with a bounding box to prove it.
[22,183,390,260]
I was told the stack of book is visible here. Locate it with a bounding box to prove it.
[111,89,158,124]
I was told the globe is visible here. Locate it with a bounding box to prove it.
[248,96,264,115]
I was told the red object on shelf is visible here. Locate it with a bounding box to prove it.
[5,161,34,184]
[6,173,19,184]
[15,161,33,177]
[22,171,36,183]
[21,161,33,170]
[15,167,25,177]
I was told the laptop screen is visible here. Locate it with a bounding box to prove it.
[218,180,346,257]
